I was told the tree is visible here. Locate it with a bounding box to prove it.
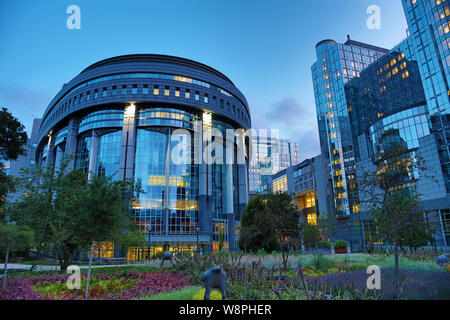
[267,192,300,269]
[359,145,433,296]
[238,193,300,269]
[0,107,28,205]
[12,160,89,271]
[0,221,34,289]
[238,195,278,253]
[76,174,140,299]
[301,223,321,250]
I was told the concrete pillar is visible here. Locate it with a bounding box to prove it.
[53,145,64,173]
[64,118,80,172]
[44,134,55,167]
[119,104,137,181]
[87,131,99,180]
[198,115,213,251]
[225,162,235,251]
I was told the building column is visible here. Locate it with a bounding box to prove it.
[53,145,64,173]
[64,118,80,172]
[225,162,235,251]
[87,131,99,180]
[238,162,249,215]
[198,115,213,251]
[44,134,55,167]
[119,104,137,181]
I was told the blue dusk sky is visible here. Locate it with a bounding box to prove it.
[0,0,408,160]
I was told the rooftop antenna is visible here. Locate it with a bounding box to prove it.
[347,34,351,41]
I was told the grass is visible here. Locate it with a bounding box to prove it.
[138,286,202,300]
[137,286,224,300]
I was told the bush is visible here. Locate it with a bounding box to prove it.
[151,251,165,261]
[334,240,348,250]
[319,241,331,250]
[308,254,334,272]
[302,224,321,249]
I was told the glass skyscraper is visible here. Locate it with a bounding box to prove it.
[311,36,388,219]
[248,135,300,197]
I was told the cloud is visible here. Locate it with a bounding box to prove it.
[251,97,321,161]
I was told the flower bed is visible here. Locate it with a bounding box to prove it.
[0,271,191,300]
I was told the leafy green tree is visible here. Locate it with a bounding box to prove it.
[238,195,277,253]
[267,192,300,269]
[359,145,433,296]
[76,174,140,299]
[0,221,34,289]
[0,107,28,205]
[238,193,300,266]
[11,160,89,271]
[301,223,321,250]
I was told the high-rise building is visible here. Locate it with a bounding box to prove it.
[311,36,389,219]
[310,2,450,247]
[7,118,41,201]
[248,134,300,197]
[34,54,251,258]
[401,0,450,193]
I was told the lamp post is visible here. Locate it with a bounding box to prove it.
[196,226,200,254]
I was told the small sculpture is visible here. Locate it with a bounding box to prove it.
[160,251,176,267]
[435,253,449,267]
[201,266,226,300]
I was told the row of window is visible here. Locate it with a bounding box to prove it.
[45,84,247,130]
[43,72,250,131]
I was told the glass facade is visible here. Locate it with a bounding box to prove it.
[249,135,300,196]
[368,105,431,157]
[134,127,199,236]
[79,109,124,134]
[312,38,388,218]
[402,0,450,192]
[97,130,122,179]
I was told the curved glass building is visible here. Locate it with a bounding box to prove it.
[36,54,251,259]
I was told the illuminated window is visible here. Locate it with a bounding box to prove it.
[307,213,317,225]
[154,85,159,95]
[273,175,288,193]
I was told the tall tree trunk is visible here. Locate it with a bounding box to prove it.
[84,239,95,299]
[2,243,10,290]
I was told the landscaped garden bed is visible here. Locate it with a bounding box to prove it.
[0,271,190,300]
[2,251,448,300]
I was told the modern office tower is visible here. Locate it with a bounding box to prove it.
[345,48,427,162]
[267,155,328,230]
[345,40,449,246]
[401,0,450,193]
[248,134,300,197]
[311,36,389,220]
[35,54,251,259]
[7,118,42,201]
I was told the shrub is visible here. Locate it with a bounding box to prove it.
[257,248,267,256]
[308,254,334,272]
[334,240,348,250]
[319,241,331,250]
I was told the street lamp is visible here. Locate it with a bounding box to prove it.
[196,226,200,254]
